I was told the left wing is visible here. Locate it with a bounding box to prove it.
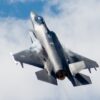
[13,49,43,68]
[64,48,99,73]
[13,33,44,68]
[13,48,44,68]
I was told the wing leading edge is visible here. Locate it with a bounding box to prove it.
[13,49,44,68]
[64,48,99,72]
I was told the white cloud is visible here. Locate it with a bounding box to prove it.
[0,17,65,100]
[43,0,100,99]
[44,0,100,56]
[0,0,100,100]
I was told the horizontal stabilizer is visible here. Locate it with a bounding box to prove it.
[69,61,86,75]
[36,69,58,85]
[73,73,92,86]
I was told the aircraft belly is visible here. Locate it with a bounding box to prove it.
[35,27,64,73]
[42,34,63,73]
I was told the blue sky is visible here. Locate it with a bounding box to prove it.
[0,0,60,19]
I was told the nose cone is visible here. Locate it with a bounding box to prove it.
[30,12,36,21]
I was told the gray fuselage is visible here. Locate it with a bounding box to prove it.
[30,12,68,79]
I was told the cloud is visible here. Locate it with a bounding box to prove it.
[0,0,100,100]
[0,17,66,100]
[44,0,100,55]
[43,0,100,99]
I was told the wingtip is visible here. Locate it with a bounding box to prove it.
[10,52,18,65]
[94,62,99,71]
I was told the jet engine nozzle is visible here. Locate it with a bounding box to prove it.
[56,70,65,80]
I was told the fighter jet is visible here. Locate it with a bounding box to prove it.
[12,12,99,86]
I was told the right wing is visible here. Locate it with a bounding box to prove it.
[63,48,99,73]
[13,49,44,68]
[63,48,98,86]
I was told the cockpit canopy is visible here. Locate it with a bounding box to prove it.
[35,16,44,25]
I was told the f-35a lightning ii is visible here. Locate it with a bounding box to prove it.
[12,12,99,86]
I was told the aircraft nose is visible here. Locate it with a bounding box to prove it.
[30,12,36,21]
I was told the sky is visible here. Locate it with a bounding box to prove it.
[0,0,100,100]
